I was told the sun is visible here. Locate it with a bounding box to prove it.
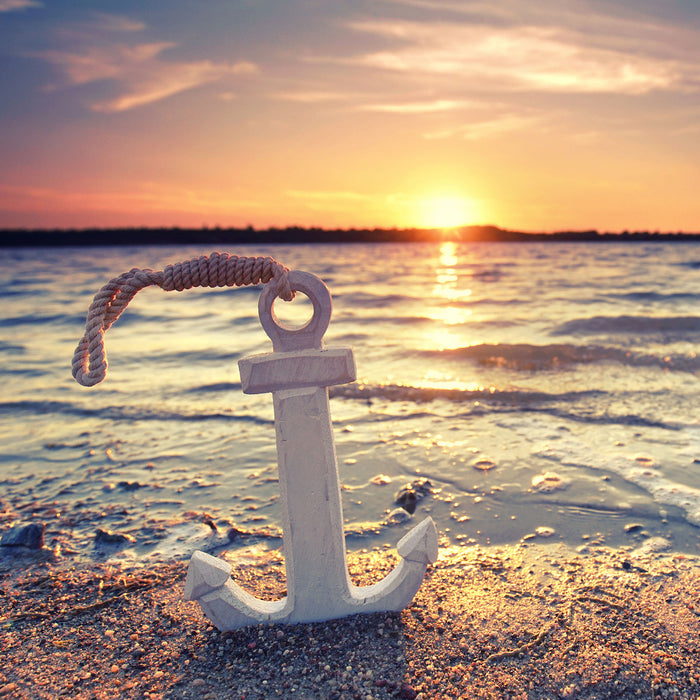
[418,196,476,229]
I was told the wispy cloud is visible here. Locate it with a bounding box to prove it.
[346,19,685,95]
[360,99,467,113]
[381,0,698,55]
[0,182,262,214]
[287,189,373,202]
[274,90,352,103]
[39,42,175,85]
[34,13,259,112]
[424,113,542,139]
[85,13,146,33]
[0,0,42,12]
[91,59,257,113]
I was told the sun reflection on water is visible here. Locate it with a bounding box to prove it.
[426,241,474,351]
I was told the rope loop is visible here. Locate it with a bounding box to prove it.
[72,253,293,387]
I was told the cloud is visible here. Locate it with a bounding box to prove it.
[424,113,542,139]
[274,90,352,103]
[0,182,262,214]
[0,0,42,11]
[346,19,685,95]
[92,59,257,113]
[85,13,146,33]
[39,43,176,85]
[287,190,373,201]
[380,0,697,53]
[360,99,467,113]
[34,13,259,112]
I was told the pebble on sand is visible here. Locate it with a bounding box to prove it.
[94,528,136,546]
[394,478,434,514]
[0,522,45,549]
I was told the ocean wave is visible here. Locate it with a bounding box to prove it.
[0,400,273,425]
[101,310,212,327]
[338,292,419,308]
[329,382,600,405]
[329,383,679,430]
[184,381,242,394]
[0,286,33,298]
[605,291,700,303]
[470,267,504,282]
[0,340,25,354]
[332,332,372,345]
[0,313,88,328]
[552,315,700,337]
[345,314,437,326]
[0,367,45,377]
[117,310,259,328]
[425,297,526,309]
[136,348,245,366]
[419,343,700,372]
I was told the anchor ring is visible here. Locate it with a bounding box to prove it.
[258,270,332,352]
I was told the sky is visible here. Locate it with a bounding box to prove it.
[0,0,699,232]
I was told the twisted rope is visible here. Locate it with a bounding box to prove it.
[72,252,293,387]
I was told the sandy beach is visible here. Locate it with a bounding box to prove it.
[1,541,698,699]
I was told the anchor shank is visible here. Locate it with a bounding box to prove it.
[272,385,351,620]
[240,343,357,622]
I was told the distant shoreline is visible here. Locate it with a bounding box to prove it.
[1,225,700,247]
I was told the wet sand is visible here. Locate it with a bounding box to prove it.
[1,542,699,699]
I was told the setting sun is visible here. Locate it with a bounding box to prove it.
[418,196,477,229]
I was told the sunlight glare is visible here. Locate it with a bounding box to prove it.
[419,196,475,229]
[425,241,473,350]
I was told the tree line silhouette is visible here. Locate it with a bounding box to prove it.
[1,225,699,247]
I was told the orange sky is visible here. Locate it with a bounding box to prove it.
[1,0,699,232]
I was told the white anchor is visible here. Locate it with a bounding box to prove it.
[184,270,438,630]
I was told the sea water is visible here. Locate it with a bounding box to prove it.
[1,241,699,561]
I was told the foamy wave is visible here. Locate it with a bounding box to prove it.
[329,382,594,405]
[0,400,273,425]
[553,315,700,337]
[420,343,700,372]
[537,440,700,528]
[329,383,677,429]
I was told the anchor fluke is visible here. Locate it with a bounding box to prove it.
[347,516,438,614]
[184,516,439,631]
[184,550,232,600]
[397,516,439,565]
